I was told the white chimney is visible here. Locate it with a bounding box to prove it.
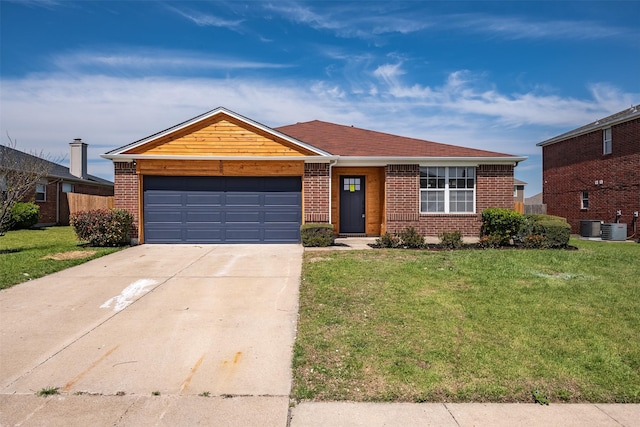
[69,138,88,180]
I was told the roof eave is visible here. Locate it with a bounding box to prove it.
[335,156,527,167]
[537,107,640,147]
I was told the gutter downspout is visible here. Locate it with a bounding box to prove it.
[328,159,338,224]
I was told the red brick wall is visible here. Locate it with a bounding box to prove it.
[35,181,114,224]
[114,162,139,238]
[385,164,515,237]
[385,165,420,233]
[542,118,640,233]
[303,163,330,223]
[34,181,58,224]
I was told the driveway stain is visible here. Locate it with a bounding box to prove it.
[180,354,205,392]
[61,345,120,392]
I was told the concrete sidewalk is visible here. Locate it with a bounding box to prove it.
[289,401,640,426]
[1,395,638,426]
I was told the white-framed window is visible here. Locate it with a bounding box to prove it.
[35,182,47,202]
[62,183,74,193]
[603,128,612,155]
[420,167,475,213]
[581,191,589,209]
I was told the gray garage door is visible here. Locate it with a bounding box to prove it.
[143,176,301,243]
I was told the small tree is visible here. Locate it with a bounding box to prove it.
[0,135,54,235]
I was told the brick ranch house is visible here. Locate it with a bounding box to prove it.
[537,104,639,235]
[102,107,526,244]
[1,140,113,225]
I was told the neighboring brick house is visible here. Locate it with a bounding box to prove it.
[537,104,640,234]
[1,140,114,225]
[103,107,525,244]
[514,179,527,204]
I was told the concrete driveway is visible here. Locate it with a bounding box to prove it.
[0,244,302,426]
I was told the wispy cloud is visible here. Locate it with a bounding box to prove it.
[167,6,244,31]
[447,13,632,41]
[50,49,293,75]
[264,3,632,43]
[5,0,61,9]
[264,2,429,39]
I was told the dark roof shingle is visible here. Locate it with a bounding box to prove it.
[0,145,113,186]
[276,120,516,158]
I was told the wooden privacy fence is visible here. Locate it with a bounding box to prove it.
[67,193,114,214]
[514,202,524,214]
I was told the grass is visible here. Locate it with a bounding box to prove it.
[293,239,640,403]
[36,387,59,397]
[0,226,123,290]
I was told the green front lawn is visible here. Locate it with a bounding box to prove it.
[0,226,123,290]
[293,239,640,403]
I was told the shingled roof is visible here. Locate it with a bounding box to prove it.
[0,145,113,186]
[276,120,517,158]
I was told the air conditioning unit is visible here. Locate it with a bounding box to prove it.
[580,220,601,238]
[601,223,627,241]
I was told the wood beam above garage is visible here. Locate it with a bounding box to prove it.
[136,159,304,177]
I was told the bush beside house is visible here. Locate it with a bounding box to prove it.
[8,202,40,230]
[300,223,335,247]
[70,208,133,247]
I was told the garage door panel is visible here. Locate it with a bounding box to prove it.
[186,193,222,205]
[264,228,300,242]
[185,229,223,242]
[186,211,222,223]
[145,210,184,223]
[144,228,184,243]
[225,194,262,206]
[143,176,301,243]
[145,193,183,206]
[264,194,301,206]
[264,211,300,223]
[224,228,262,241]
[225,211,261,223]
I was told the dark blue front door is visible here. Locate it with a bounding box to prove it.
[340,176,365,233]
[143,176,301,243]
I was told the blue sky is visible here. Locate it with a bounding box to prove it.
[1,1,639,197]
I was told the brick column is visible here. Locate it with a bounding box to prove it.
[385,164,420,233]
[303,163,330,223]
[114,161,139,240]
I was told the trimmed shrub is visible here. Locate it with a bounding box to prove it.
[375,232,400,248]
[534,219,571,248]
[481,208,524,245]
[70,208,133,247]
[519,214,571,248]
[9,202,40,230]
[300,223,335,247]
[439,230,463,249]
[478,234,503,249]
[398,226,425,248]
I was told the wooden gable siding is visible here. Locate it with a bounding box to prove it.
[137,159,304,177]
[125,116,316,157]
[331,167,385,236]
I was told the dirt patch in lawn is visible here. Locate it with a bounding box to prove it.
[42,250,97,261]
